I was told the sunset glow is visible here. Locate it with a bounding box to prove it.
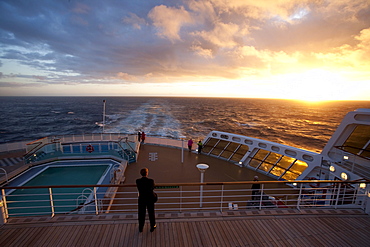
[0,0,369,100]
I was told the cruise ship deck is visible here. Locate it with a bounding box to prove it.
[1,142,370,246]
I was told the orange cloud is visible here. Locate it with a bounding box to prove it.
[115,72,137,81]
[148,5,193,41]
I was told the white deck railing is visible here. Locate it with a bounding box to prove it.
[1,180,369,222]
[0,134,184,153]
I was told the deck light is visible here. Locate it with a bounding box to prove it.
[343,155,349,160]
[196,164,209,208]
[341,172,348,181]
[359,183,366,189]
[329,165,335,172]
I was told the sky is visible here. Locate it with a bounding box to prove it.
[0,0,370,101]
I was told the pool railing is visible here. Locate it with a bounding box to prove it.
[23,134,139,164]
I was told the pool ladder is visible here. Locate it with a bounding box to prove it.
[74,188,103,214]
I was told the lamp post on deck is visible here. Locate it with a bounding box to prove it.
[196,163,209,208]
[180,136,186,163]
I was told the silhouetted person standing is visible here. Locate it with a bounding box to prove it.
[137,130,141,142]
[251,176,260,201]
[141,131,146,143]
[188,138,193,152]
[197,140,203,154]
[136,168,156,232]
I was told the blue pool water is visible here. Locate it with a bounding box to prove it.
[5,162,114,216]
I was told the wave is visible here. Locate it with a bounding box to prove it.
[1,97,369,152]
[102,101,183,139]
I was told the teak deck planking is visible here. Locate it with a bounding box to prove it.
[2,214,370,246]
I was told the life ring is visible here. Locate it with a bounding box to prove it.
[86,145,94,153]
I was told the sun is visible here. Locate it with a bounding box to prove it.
[279,69,350,102]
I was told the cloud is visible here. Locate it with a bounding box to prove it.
[191,44,214,58]
[192,21,241,48]
[148,5,193,41]
[115,72,138,81]
[0,81,44,87]
[313,27,370,72]
[355,28,370,49]
[123,13,146,30]
[72,3,90,14]
[0,0,369,98]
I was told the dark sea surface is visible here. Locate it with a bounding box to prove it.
[0,97,369,153]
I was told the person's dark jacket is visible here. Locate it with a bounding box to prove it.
[136,177,155,202]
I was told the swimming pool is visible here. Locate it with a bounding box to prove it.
[4,160,118,216]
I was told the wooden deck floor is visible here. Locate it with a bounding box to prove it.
[1,210,370,247]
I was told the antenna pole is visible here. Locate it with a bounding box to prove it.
[102,100,106,133]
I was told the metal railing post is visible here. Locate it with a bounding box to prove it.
[1,189,8,223]
[180,186,182,213]
[49,188,55,217]
[94,187,99,215]
[258,184,264,210]
[220,185,224,212]
[297,183,303,210]
[335,183,342,209]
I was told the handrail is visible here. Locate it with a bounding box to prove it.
[1,179,368,190]
[1,180,369,219]
[0,168,8,184]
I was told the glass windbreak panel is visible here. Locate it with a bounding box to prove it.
[211,140,229,156]
[230,152,244,162]
[342,125,370,158]
[225,142,240,153]
[252,149,269,161]
[289,160,308,173]
[101,144,109,152]
[72,145,81,153]
[229,145,249,162]
[236,145,249,155]
[211,148,222,156]
[281,170,300,180]
[264,153,282,164]
[204,138,219,146]
[258,162,273,172]
[249,159,261,168]
[220,150,233,159]
[202,138,219,153]
[215,140,229,149]
[270,166,285,177]
[63,145,71,153]
[276,156,296,169]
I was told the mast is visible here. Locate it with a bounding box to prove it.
[102,100,106,133]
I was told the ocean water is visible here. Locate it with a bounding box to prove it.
[0,97,369,153]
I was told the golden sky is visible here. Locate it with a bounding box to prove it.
[0,0,369,100]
